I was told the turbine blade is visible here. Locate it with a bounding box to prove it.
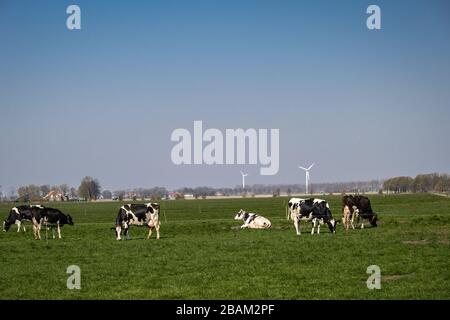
[307,163,315,170]
[298,166,307,171]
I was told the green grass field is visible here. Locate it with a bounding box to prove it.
[0,194,449,300]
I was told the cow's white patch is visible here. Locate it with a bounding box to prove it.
[12,207,19,215]
[313,199,329,208]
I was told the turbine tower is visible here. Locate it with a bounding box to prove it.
[240,171,248,189]
[298,163,315,194]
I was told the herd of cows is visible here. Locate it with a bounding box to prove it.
[1,195,378,240]
[235,195,378,234]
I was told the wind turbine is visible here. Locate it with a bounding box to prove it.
[298,163,315,194]
[240,171,248,189]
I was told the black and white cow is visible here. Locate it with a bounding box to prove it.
[114,203,160,240]
[342,195,378,229]
[3,205,44,233]
[30,206,74,240]
[291,198,338,235]
[234,209,271,229]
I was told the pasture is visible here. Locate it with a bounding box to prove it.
[0,194,449,299]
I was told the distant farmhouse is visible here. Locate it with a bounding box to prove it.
[43,190,68,202]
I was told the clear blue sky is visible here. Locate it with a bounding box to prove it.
[1,0,449,191]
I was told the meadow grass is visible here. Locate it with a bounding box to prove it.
[0,194,449,299]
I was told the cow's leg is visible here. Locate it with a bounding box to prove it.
[32,224,37,239]
[52,227,56,239]
[317,221,321,234]
[16,220,21,232]
[37,224,41,240]
[23,224,26,232]
[57,222,62,239]
[147,227,152,239]
[311,219,316,235]
[294,219,300,235]
[115,225,121,240]
[155,223,160,239]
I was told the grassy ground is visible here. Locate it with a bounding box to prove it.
[0,194,449,299]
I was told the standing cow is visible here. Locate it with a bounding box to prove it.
[3,205,44,233]
[342,195,378,229]
[288,198,337,235]
[114,203,160,240]
[30,206,74,240]
[289,198,338,235]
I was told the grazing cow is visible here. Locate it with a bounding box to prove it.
[114,203,160,240]
[30,206,74,240]
[342,195,378,229]
[291,198,338,235]
[3,205,44,233]
[288,198,334,235]
[234,209,271,229]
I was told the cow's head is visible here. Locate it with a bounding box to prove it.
[369,213,378,227]
[3,208,19,232]
[234,209,246,220]
[328,219,339,233]
[66,214,74,225]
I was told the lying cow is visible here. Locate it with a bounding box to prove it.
[291,198,338,235]
[234,209,271,229]
[3,205,44,233]
[342,195,378,229]
[30,206,74,240]
[114,203,160,240]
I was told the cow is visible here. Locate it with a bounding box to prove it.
[3,205,44,233]
[234,209,271,229]
[288,198,334,235]
[291,198,338,235]
[342,195,378,229]
[30,206,74,240]
[114,203,160,240]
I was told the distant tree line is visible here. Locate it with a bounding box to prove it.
[3,176,102,202]
[111,187,168,201]
[2,172,449,203]
[383,173,450,193]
